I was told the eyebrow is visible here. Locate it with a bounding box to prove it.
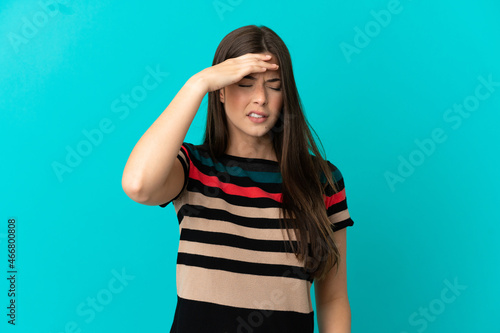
[242,75,281,83]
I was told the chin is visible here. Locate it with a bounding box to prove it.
[254,132,274,140]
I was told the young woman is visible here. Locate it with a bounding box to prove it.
[122,25,354,333]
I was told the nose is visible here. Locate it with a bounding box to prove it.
[252,84,267,105]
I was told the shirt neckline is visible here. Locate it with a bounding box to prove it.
[221,153,280,165]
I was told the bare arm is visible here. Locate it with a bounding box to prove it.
[121,74,207,205]
[314,227,351,332]
[121,53,279,206]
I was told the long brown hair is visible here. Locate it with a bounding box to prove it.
[203,25,341,281]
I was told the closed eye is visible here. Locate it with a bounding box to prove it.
[238,84,281,91]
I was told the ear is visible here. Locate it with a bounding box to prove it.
[219,88,224,103]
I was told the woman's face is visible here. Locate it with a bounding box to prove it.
[219,52,283,145]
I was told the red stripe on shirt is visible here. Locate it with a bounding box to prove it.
[324,189,346,209]
[189,160,283,202]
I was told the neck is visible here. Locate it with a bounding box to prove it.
[225,135,277,161]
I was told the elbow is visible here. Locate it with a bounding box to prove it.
[122,173,149,203]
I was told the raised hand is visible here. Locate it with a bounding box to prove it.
[196,53,279,93]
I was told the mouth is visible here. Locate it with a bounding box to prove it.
[247,111,268,123]
[247,111,268,118]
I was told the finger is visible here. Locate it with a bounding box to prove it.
[257,60,279,69]
[252,64,278,73]
[241,53,272,60]
[243,57,278,67]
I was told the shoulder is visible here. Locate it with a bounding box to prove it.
[180,142,210,159]
[311,155,344,184]
[326,160,344,184]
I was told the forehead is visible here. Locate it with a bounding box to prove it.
[263,52,279,64]
[242,52,281,80]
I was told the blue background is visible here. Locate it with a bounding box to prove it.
[1,0,499,332]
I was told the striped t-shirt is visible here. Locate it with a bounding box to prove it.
[160,142,354,333]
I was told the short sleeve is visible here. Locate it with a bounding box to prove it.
[323,161,354,232]
[159,143,191,208]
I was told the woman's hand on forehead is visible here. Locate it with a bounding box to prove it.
[195,53,279,93]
